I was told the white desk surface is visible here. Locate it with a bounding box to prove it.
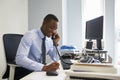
[20,70,68,80]
[20,61,68,80]
[20,69,120,80]
[20,60,120,80]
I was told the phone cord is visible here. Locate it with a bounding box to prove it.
[54,45,73,65]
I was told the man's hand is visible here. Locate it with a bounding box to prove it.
[42,61,59,71]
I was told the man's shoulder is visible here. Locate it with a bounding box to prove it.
[23,29,38,39]
[25,29,38,35]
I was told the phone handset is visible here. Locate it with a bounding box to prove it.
[51,34,56,46]
[51,32,60,46]
[52,34,55,40]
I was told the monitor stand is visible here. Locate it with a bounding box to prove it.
[96,39,102,50]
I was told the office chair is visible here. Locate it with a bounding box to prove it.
[3,34,23,80]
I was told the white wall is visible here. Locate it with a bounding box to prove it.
[0,0,28,75]
[104,0,115,63]
[115,0,120,66]
[28,0,62,45]
[66,0,82,49]
[62,0,68,45]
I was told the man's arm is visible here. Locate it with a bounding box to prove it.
[44,32,60,71]
[15,32,44,71]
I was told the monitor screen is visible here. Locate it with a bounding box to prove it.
[85,16,103,40]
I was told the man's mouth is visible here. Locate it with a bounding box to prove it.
[49,32,53,36]
[47,32,53,37]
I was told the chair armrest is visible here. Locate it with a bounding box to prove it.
[8,63,20,67]
[7,63,20,80]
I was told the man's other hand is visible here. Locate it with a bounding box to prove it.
[42,61,59,71]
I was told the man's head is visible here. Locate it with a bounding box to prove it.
[41,14,59,37]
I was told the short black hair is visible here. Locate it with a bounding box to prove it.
[43,14,59,22]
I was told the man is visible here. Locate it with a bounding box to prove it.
[15,14,60,79]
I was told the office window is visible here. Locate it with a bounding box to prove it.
[83,0,103,21]
[115,0,120,66]
[82,0,104,47]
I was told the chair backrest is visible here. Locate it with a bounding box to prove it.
[3,34,23,64]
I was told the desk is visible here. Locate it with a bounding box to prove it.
[20,61,69,80]
[20,70,68,80]
[20,60,120,80]
[20,69,120,80]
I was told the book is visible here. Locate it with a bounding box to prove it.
[70,63,117,73]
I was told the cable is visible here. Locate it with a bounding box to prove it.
[54,45,73,65]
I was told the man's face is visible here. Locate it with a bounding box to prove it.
[44,19,58,37]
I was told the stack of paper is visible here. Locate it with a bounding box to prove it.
[70,63,117,73]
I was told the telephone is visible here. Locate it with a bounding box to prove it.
[51,34,57,46]
[52,34,55,40]
[46,71,58,76]
[51,31,58,40]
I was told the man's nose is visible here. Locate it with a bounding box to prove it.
[51,30,56,33]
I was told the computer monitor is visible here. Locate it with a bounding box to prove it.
[85,16,103,50]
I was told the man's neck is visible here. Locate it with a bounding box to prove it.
[40,27,46,36]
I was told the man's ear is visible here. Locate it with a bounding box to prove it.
[43,21,46,25]
[43,20,49,26]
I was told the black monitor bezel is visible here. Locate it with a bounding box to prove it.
[85,16,103,40]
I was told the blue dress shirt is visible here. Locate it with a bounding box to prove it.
[15,29,59,71]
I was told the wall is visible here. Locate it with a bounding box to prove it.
[104,0,115,63]
[62,0,68,45]
[28,0,62,45]
[66,0,82,49]
[115,0,120,66]
[0,0,28,75]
